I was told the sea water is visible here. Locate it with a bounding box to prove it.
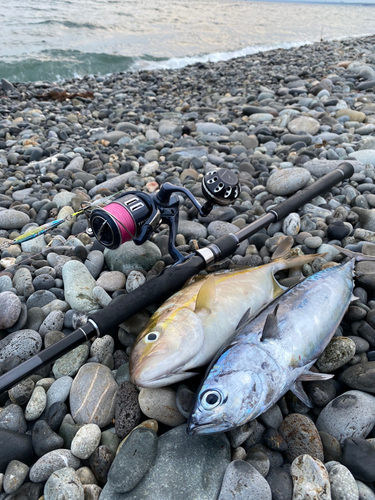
[1,0,375,82]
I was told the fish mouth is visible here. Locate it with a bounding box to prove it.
[187,420,228,435]
[131,367,199,388]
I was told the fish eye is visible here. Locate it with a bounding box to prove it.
[201,390,222,410]
[145,331,159,343]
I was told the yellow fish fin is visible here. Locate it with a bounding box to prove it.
[195,274,216,313]
[281,252,326,271]
[271,236,294,261]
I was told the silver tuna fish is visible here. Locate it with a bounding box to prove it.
[187,255,360,435]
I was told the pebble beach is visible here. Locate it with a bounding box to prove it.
[1,33,375,499]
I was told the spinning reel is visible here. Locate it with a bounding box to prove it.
[86,168,240,263]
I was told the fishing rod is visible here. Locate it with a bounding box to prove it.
[0,162,354,393]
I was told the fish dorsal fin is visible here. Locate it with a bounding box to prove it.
[297,371,334,381]
[290,381,313,407]
[261,304,280,341]
[195,274,216,313]
[236,308,252,331]
[271,236,293,261]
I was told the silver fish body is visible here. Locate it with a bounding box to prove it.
[187,259,355,435]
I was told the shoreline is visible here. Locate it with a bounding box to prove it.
[1,34,375,498]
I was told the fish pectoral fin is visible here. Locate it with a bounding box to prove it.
[195,274,216,313]
[236,308,252,331]
[290,381,313,408]
[261,304,280,341]
[297,371,334,381]
[350,294,359,302]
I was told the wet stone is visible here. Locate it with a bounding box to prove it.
[89,445,114,485]
[114,381,142,439]
[44,467,84,500]
[342,361,375,393]
[100,424,230,500]
[342,437,375,482]
[71,423,102,459]
[29,449,80,482]
[0,404,27,434]
[265,466,293,500]
[279,413,324,463]
[32,420,65,457]
[290,454,330,500]
[218,460,272,500]
[3,460,29,495]
[0,292,21,329]
[328,463,359,500]
[138,387,186,428]
[316,390,375,444]
[70,363,119,428]
[316,336,356,372]
[108,427,158,493]
[52,344,89,379]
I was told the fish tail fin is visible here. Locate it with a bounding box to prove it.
[333,245,375,262]
[281,253,326,271]
[271,236,326,271]
[271,236,294,261]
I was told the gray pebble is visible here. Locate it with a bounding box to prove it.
[0,291,21,329]
[71,424,101,459]
[25,386,47,421]
[46,376,73,409]
[29,450,80,482]
[329,463,359,500]
[316,390,375,444]
[138,387,186,427]
[70,363,119,428]
[218,461,272,500]
[3,460,29,494]
[44,467,84,500]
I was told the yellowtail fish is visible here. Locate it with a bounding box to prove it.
[130,237,320,388]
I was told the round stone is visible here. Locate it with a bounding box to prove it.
[96,271,126,292]
[62,260,99,312]
[288,116,320,135]
[108,427,158,493]
[0,209,30,229]
[44,467,84,500]
[0,329,42,363]
[291,455,330,500]
[342,361,375,393]
[218,461,272,500]
[0,291,21,329]
[316,390,375,444]
[342,437,375,482]
[25,386,47,421]
[138,387,186,427]
[104,240,161,273]
[266,168,311,196]
[71,424,102,459]
[114,382,142,439]
[125,270,146,293]
[3,460,29,494]
[282,213,300,236]
[316,336,356,372]
[29,450,80,482]
[328,463,359,500]
[90,335,115,363]
[279,413,324,463]
[70,363,119,428]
